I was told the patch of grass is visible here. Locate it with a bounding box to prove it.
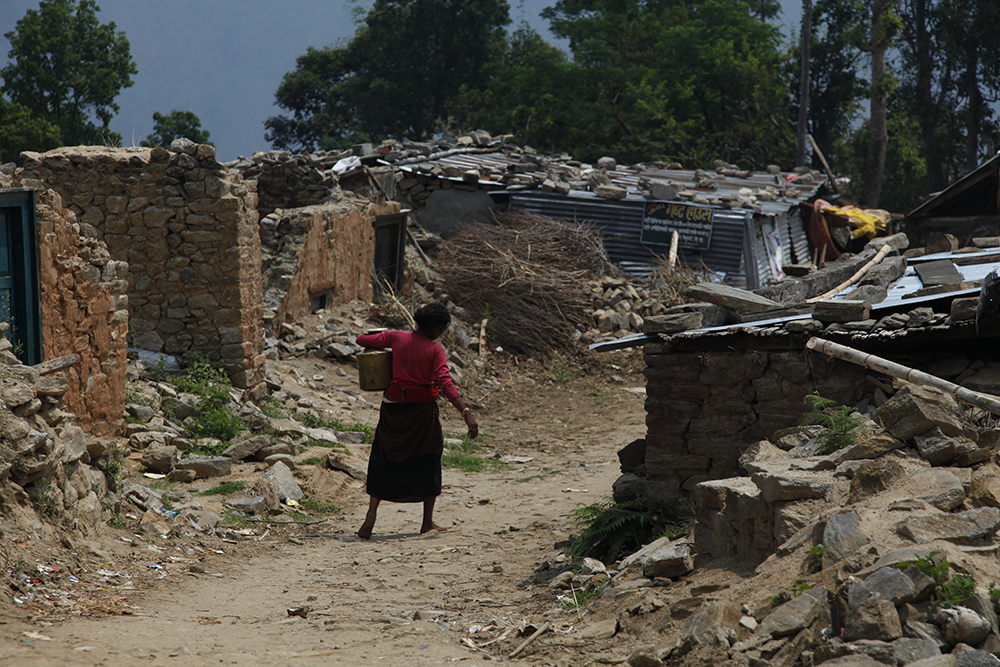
[106,514,129,530]
[442,450,508,472]
[197,481,246,496]
[800,392,862,455]
[222,509,247,526]
[547,362,577,384]
[568,496,686,564]
[124,415,145,425]
[299,411,374,444]
[185,440,228,457]
[174,354,246,443]
[561,583,605,610]
[990,581,1000,615]
[299,496,339,515]
[261,395,288,419]
[147,479,178,491]
[301,456,324,466]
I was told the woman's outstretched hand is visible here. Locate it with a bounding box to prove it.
[464,411,479,439]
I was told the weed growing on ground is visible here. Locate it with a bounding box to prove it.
[799,392,862,455]
[569,497,686,564]
[299,411,374,444]
[260,395,288,419]
[97,445,126,491]
[301,456,324,466]
[806,545,824,573]
[547,362,577,384]
[174,354,246,443]
[897,552,976,607]
[300,496,339,514]
[197,481,246,496]
[31,479,60,520]
[561,583,605,610]
[442,450,508,472]
[990,582,1000,614]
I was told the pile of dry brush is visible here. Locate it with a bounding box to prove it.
[437,211,617,355]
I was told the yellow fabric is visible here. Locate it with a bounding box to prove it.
[822,206,889,239]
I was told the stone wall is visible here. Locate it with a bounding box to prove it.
[234,151,340,219]
[642,335,869,500]
[18,143,265,396]
[260,197,401,331]
[0,174,129,437]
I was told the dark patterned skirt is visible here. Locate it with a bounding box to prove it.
[365,401,443,503]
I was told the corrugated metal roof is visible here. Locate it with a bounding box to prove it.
[395,151,822,285]
[395,151,823,214]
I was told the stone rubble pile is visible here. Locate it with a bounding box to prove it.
[589,381,1000,666]
[0,327,116,524]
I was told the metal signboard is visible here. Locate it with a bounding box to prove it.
[640,201,715,251]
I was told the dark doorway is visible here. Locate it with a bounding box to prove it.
[372,212,407,296]
[0,190,41,365]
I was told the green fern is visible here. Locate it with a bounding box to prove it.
[800,392,861,455]
[569,497,686,564]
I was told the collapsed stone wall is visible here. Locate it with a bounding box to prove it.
[641,336,870,500]
[260,197,401,331]
[233,151,340,219]
[33,185,130,437]
[17,144,265,397]
[0,172,129,437]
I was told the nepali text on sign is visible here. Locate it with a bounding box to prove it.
[640,202,714,251]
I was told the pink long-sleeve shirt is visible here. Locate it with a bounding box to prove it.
[355,330,459,403]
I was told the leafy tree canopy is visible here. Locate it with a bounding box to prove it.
[266,0,511,152]
[0,98,61,164]
[1,0,137,148]
[141,110,213,148]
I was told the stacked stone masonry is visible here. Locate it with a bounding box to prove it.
[17,144,265,397]
[0,173,129,438]
[643,336,868,500]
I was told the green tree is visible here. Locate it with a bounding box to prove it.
[141,110,213,148]
[1,0,136,147]
[522,0,792,166]
[0,98,61,164]
[266,0,510,151]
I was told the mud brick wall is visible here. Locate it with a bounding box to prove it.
[260,198,400,331]
[2,180,130,437]
[642,335,868,500]
[18,144,265,397]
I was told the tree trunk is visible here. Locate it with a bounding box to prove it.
[860,0,890,208]
[796,0,813,167]
[965,44,982,171]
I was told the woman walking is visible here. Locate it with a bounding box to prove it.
[354,303,478,539]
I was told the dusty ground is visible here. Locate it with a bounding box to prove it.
[0,332,667,666]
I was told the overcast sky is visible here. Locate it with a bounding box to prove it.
[1,1,804,162]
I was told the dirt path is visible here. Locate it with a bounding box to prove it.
[2,352,648,666]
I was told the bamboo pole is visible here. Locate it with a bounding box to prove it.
[806,337,1000,416]
[806,245,891,303]
[808,134,839,195]
[668,230,679,268]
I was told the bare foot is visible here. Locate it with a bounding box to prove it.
[420,522,446,534]
[357,513,376,539]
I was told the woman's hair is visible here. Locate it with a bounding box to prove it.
[414,302,451,331]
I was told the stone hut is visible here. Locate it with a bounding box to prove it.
[15,143,265,398]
